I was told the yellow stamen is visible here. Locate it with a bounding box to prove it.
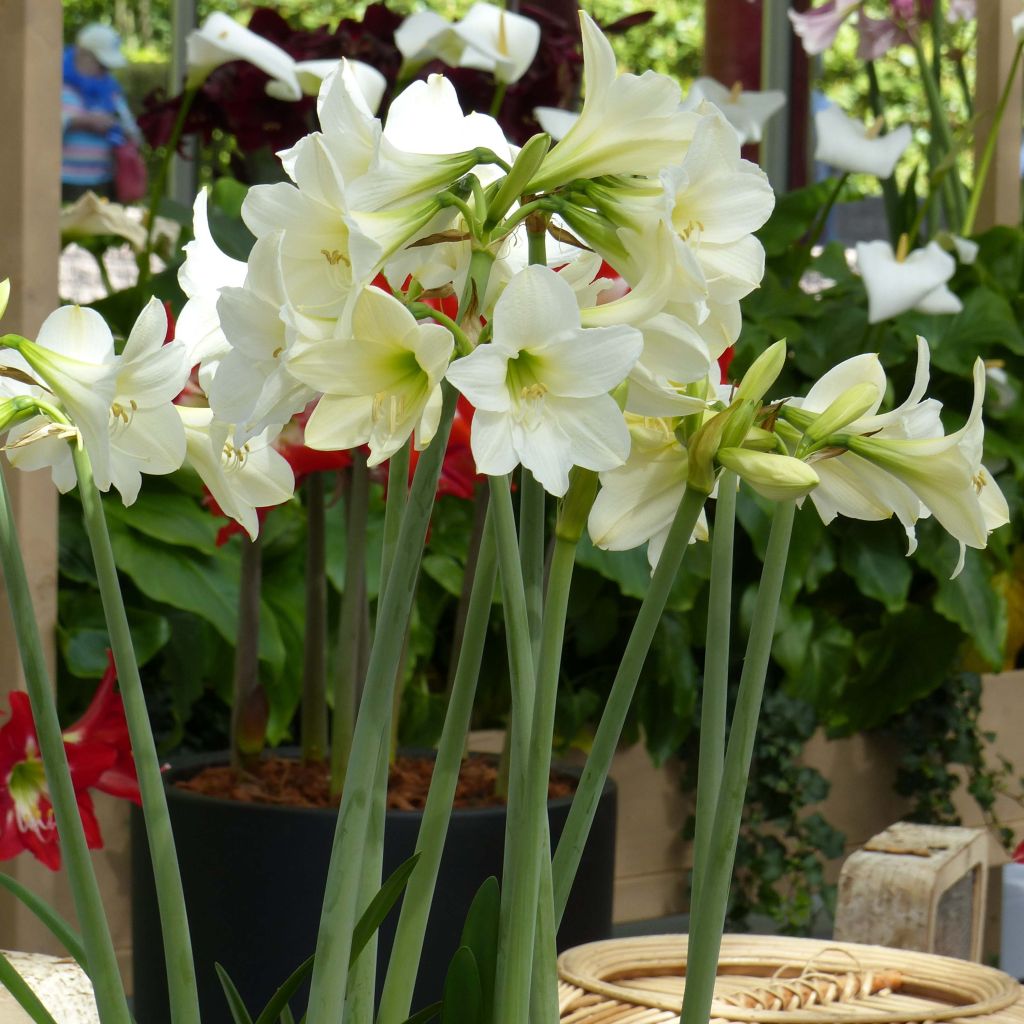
[321,249,349,267]
[865,115,885,140]
[520,383,547,401]
[729,81,743,103]
[497,11,509,56]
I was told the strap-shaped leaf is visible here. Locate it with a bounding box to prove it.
[0,953,59,1024]
[0,873,87,968]
[215,963,255,1024]
[253,955,313,1024]
[458,877,500,1023]
[440,946,482,1024]
[349,852,421,968]
[400,1001,442,1024]
[278,1006,295,1024]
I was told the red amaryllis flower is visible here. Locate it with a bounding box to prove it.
[0,654,141,870]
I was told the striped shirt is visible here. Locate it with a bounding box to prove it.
[61,85,138,187]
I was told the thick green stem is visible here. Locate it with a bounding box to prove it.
[518,470,546,672]
[71,448,200,1024]
[444,487,489,698]
[501,534,578,1024]
[377,509,498,1024]
[301,473,328,762]
[551,486,708,921]
[689,473,737,921]
[963,41,1024,235]
[305,388,458,1024]
[230,535,264,771]
[381,444,411,596]
[138,87,197,287]
[0,468,131,1024]
[331,456,369,796]
[678,500,796,1024]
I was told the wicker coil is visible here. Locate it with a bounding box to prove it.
[557,935,1024,1024]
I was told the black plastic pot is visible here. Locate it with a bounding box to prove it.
[131,752,617,1024]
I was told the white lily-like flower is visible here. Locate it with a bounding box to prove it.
[588,415,709,568]
[287,285,454,466]
[788,0,862,55]
[60,192,147,251]
[1014,9,1024,40]
[856,239,961,323]
[266,58,386,112]
[5,299,189,504]
[680,78,786,145]
[178,406,295,541]
[527,12,695,192]
[533,106,579,142]
[814,105,913,178]
[396,2,541,84]
[209,233,316,443]
[844,360,1009,577]
[446,264,642,497]
[176,190,247,383]
[186,12,302,100]
[662,105,775,302]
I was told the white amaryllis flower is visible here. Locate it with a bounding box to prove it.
[176,190,247,381]
[396,3,541,84]
[588,415,709,568]
[680,78,786,145]
[446,264,642,496]
[178,406,295,541]
[4,300,188,503]
[788,0,862,55]
[533,106,579,142]
[814,105,912,178]
[527,12,695,192]
[287,285,453,466]
[845,359,1009,577]
[265,58,387,112]
[856,240,961,323]
[186,12,302,100]
[60,192,147,251]
[209,233,316,443]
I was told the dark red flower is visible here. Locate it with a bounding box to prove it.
[0,655,140,870]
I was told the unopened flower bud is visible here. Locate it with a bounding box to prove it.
[798,381,880,455]
[556,467,600,543]
[734,340,786,405]
[716,447,819,501]
[486,132,551,228]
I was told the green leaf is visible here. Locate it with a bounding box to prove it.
[349,852,421,969]
[102,486,220,553]
[211,177,250,220]
[758,178,845,257]
[838,524,913,611]
[0,875,87,968]
[440,947,482,1024]
[775,606,854,712]
[58,599,170,678]
[422,554,464,597]
[573,534,652,600]
[0,954,59,1024]
[253,955,314,1024]
[215,963,255,1024]
[458,878,500,1024]
[400,1003,442,1024]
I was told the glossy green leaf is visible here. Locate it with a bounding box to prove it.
[102,487,220,553]
[58,599,170,678]
[349,853,421,969]
[215,963,255,1024]
[253,955,313,1024]
[459,877,500,1024]
[838,524,913,611]
[440,946,482,1024]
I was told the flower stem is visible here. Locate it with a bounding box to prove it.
[71,446,200,1024]
[689,472,736,923]
[0,470,132,1024]
[792,174,848,284]
[330,457,369,797]
[963,40,1024,235]
[377,506,498,1024]
[305,387,458,1024]
[551,485,708,921]
[383,444,412,763]
[678,499,796,1024]
[301,472,328,763]
[519,470,546,672]
[230,534,264,771]
[138,87,197,288]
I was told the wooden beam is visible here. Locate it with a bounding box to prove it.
[0,0,66,956]
[974,0,1022,230]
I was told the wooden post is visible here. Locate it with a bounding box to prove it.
[0,0,64,957]
[974,0,1022,231]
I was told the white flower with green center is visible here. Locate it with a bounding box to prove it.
[178,406,295,541]
[446,264,642,497]
[681,78,786,145]
[286,285,454,466]
[4,300,189,504]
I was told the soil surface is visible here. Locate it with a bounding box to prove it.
[175,753,577,811]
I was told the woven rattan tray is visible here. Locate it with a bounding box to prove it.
[557,935,1024,1023]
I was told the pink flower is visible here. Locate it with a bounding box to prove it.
[857,13,912,58]
[789,0,862,55]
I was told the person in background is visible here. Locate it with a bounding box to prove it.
[61,23,141,202]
